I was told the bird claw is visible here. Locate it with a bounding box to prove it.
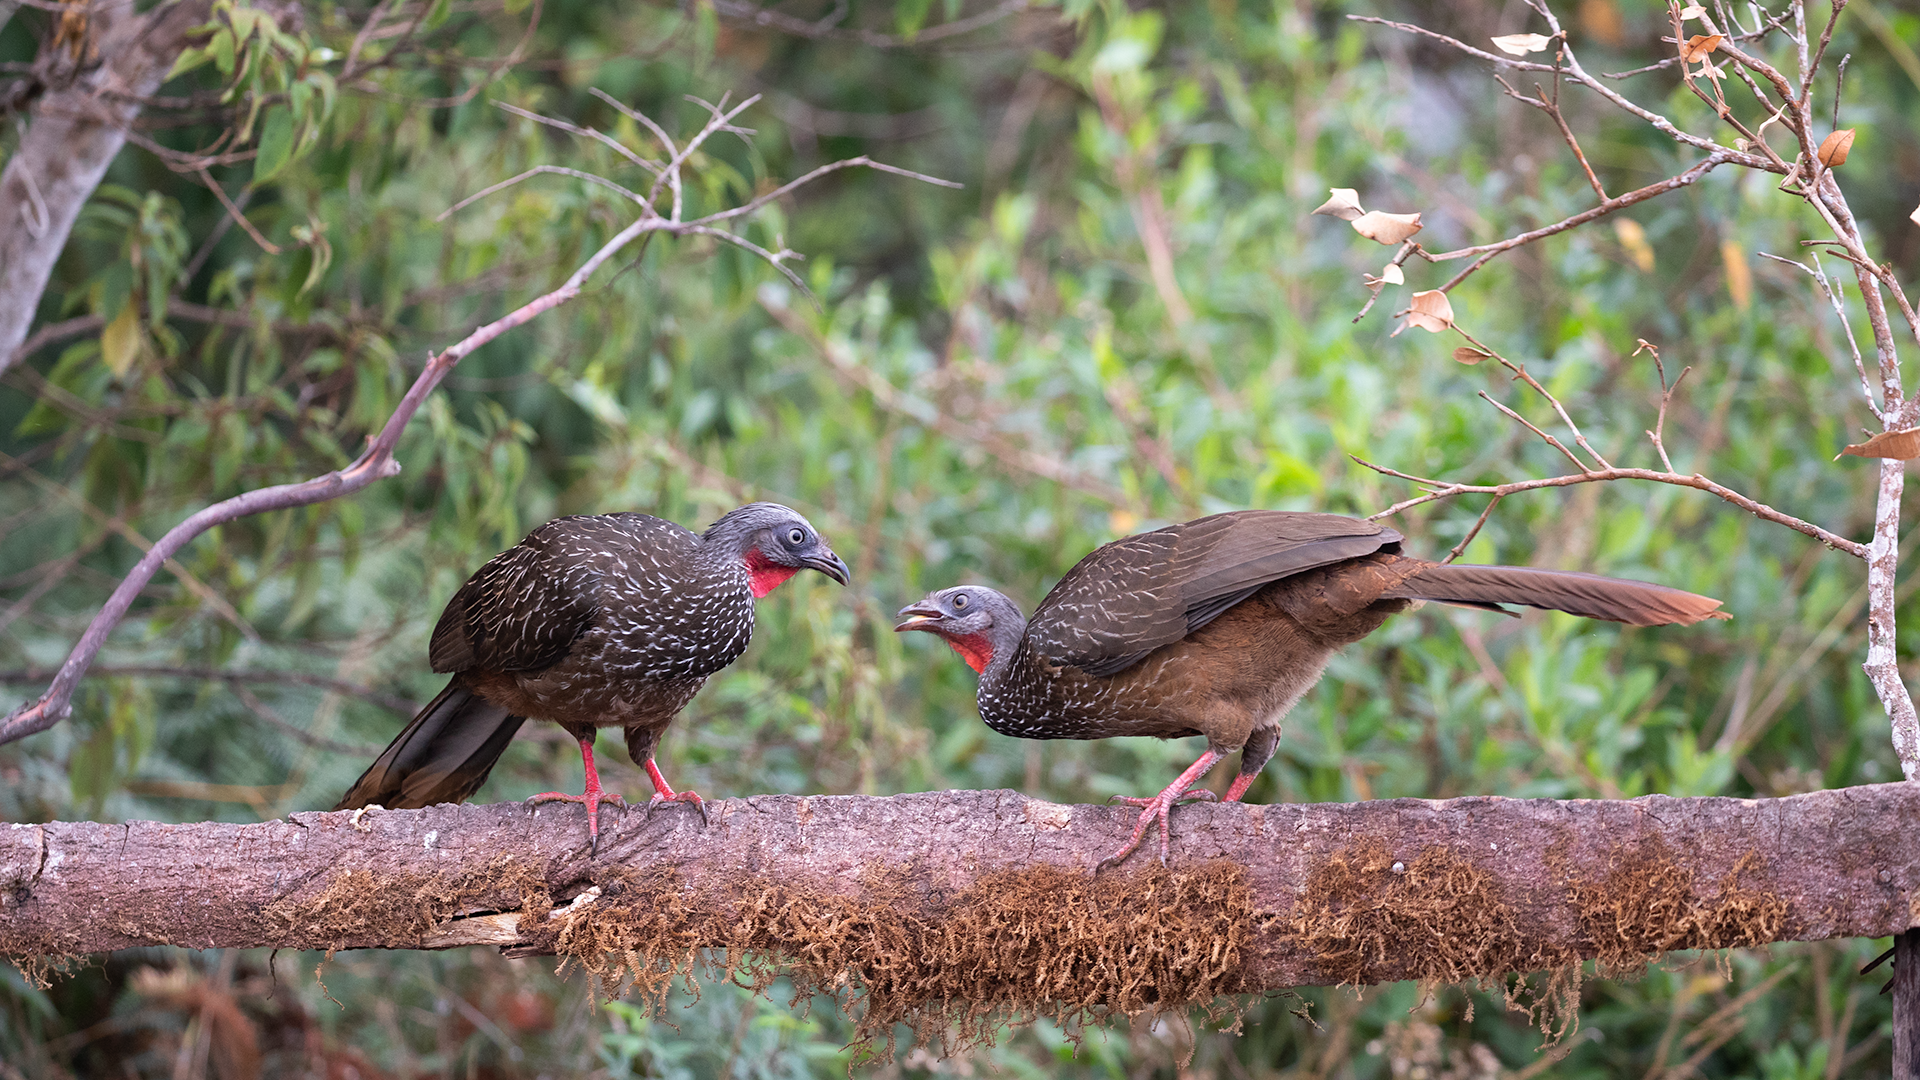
[644,788,710,826]
[525,789,628,855]
[1095,784,1222,873]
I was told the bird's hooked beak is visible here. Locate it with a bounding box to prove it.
[893,599,943,633]
[807,550,853,587]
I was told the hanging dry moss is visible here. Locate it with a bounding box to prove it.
[1281,838,1554,986]
[1276,834,1793,1042]
[1567,837,1790,975]
[264,855,548,952]
[517,860,1253,1055]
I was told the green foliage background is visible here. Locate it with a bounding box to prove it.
[2,0,1918,1074]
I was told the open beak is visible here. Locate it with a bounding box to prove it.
[807,551,852,587]
[893,599,943,632]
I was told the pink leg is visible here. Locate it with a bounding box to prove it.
[644,757,710,825]
[526,735,627,851]
[1222,771,1259,803]
[1096,748,1229,872]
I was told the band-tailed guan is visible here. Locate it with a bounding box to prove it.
[894,510,1723,869]
[335,503,850,847]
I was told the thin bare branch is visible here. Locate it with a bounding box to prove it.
[1420,155,1738,293]
[1444,494,1505,564]
[196,167,281,255]
[588,87,679,166]
[694,155,963,230]
[1358,455,1864,558]
[1478,391,1590,472]
[1760,251,1881,419]
[436,165,647,222]
[493,100,662,175]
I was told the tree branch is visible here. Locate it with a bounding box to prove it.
[1,786,1913,1006]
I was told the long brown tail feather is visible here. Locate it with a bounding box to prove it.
[332,680,525,811]
[1385,563,1727,626]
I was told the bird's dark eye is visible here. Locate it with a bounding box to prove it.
[953,594,969,610]
[787,528,807,545]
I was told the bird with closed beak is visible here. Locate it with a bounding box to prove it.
[896,509,1724,870]
[335,503,850,850]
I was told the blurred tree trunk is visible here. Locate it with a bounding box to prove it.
[0,0,214,372]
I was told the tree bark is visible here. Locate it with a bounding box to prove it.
[2,785,1915,995]
[0,0,215,373]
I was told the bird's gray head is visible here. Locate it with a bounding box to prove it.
[704,502,851,596]
[893,585,1027,673]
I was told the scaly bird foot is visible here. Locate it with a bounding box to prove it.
[1096,787,1218,872]
[644,787,711,825]
[641,757,712,826]
[525,788,628,854]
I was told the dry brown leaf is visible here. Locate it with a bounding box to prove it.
[1839,428,1920,461]
[1401,290,1455,334]
[1352,210,1423,245]
[1312,188,1365,221]
[1614,218,1655,273]
[1682,34,1723,62]
[1491,33,1552,55]
[1362,261,1404,289]
[1720,239,1751,312]
[1677,4,1707,19]
[1453,346,1492,364]
[1817,129,1855,168]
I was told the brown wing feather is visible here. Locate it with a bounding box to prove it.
[1025,511,1401,674]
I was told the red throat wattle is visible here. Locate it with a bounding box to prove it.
[944,632,995,673]
[744,549,800,598]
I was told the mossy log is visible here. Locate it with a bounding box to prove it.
[2,785,1915,1031]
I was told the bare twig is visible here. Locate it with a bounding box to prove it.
[1636,340,1691,473]
[1760,252,1880,419]
[1420,155,1738,295]
[1359,457,1865,559]
[1444,494,1504,564]
[196,166,281,255]
[436,165,647,221]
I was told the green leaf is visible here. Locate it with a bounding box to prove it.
[210,27,237,77]
[253,107,294,182]
[895,0,934,38]
[166,45,212,82]
[423,0,452,32]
